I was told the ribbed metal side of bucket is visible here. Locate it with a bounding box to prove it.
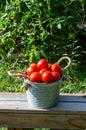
[25,80,61,109]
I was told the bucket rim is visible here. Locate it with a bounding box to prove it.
[24,77,62,85]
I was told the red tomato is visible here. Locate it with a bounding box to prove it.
[42,71,53,83]
[26,66,38,76]
[37,59,48,70]
[30,63,39,71]
[30,63,37,67]
[30,72,42,82]
[52,71,61,81]
[51,63,62,73]
[39,69,48,75]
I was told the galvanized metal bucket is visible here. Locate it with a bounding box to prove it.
[8,56,71,109]
[24,78,61,108]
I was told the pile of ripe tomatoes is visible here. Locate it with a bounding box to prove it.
[25,59,62,83]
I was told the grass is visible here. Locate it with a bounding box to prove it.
[60,64,86,93]
[0,59,25,92]
[0,59,86,93]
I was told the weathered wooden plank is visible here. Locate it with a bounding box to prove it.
[8,128,34,130]
[22,128,34,130]
[8,128,15,130]
[59,93,86,102]
[0,112,86,129]
[8,128,22,130]
[0,93,86,129]
[0,93,86,102]
[0,93,27,101]
[0,93,86,112]
[0,101,86,113]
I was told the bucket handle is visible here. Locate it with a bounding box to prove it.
[8,56,71,78]
[57,56,71,71]
[8,70,29,89]
[8,70,27,80]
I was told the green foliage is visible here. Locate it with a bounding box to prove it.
[0,0,86,94]
[0,0,86,65]
[0,60,24,92]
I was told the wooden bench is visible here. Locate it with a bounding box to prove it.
[0,93,86,130]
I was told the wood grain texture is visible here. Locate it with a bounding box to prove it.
[8,128,33,130]
[0,92,86,129]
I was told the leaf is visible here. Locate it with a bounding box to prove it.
[57,23,61,29]
[3,32,11,39]
[21,12,30,23]
[0,48,6,57]
[74,46,81,50]
[40,49,48,59]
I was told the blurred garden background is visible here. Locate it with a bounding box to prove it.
[0,0,86,93]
